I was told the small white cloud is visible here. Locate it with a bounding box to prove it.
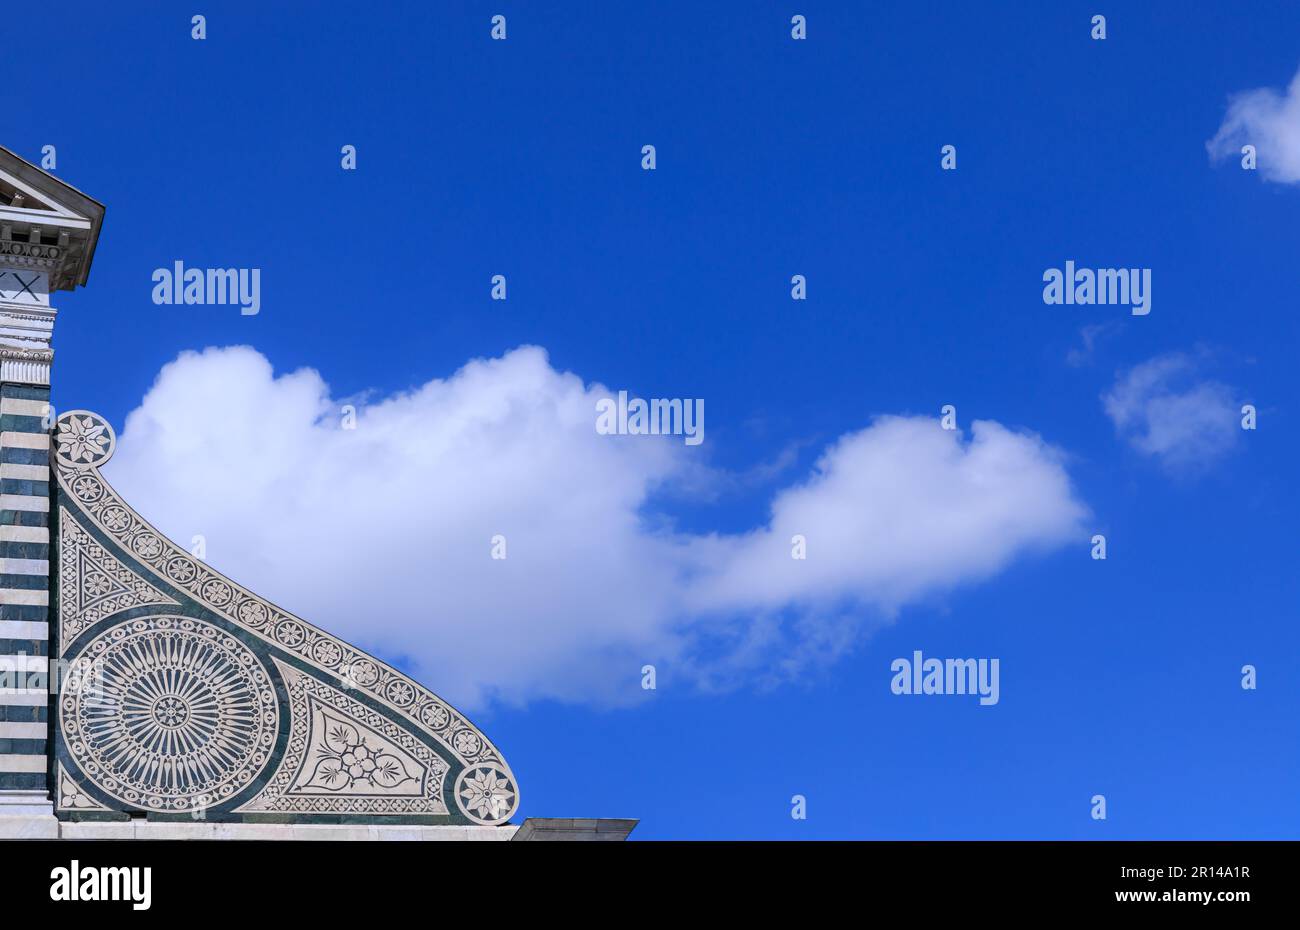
[1103,353,1241,474]
[106,345,1088,709]
[1207,64,1300,184]
[1066,322,1119,368]
[689,417,1085,613]
[680,417,1088,690]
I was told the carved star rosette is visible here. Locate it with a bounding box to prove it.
[454,763,518,825]
[55,409,115,470]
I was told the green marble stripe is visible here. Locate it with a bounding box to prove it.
[0,384,51,402]
[0,705,47,722]
[0,639,48,656]
[0,605,48,622]
[0,414,46,434]
[0,541,49,560]
[0,447,48,466]
[0,511,49,528]
[0,573,47,591]
[0,772,46,790]
[0,478,49,497]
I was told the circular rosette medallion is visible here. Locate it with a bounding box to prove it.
[60,617,278,812]
[454,762,519,825]
[55,410,116,469]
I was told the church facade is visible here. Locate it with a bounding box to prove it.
[0,145,631,841]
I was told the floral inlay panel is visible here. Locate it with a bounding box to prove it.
[238,660,448,815]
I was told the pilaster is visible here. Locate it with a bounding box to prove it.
[0,146,100,835]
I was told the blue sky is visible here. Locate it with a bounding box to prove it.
[7,1,1298,837]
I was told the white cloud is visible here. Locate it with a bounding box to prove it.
[1066,322,1119,368]
[688,417,1084,613]
[1208,64,1300,184]
[105,345,1087,709]
[1102,353,1241,474]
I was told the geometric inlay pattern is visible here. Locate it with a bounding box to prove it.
[237,660,448,815]
[60,465,503,773]
[59,616,278,812]
[56,762,110,812]
[54,410,519,824]
[58,506,179,654]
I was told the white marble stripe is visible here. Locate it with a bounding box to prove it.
[0,655,47,672]
[0,558,47,576]
[0,621,46,640]
[0,721,45,740]
[0,525,48,544]
[0,589,47,606]
[0,398,50,418]
[0,432,49,450]
[0,463,47,481]
[0,690,48,705]
[0,755,47,773]
[0,495,48,513]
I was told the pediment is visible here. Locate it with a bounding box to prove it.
[0,145,105,290]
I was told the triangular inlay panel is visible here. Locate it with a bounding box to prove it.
[58,505,179,653]
[237,661,448,815]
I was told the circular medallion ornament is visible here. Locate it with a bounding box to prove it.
[70,474,104,502]
[55,410,116,469]
[60,617,278,811]
[452,729,482,757]
[454,763,519,825]
[419,700,451,730]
